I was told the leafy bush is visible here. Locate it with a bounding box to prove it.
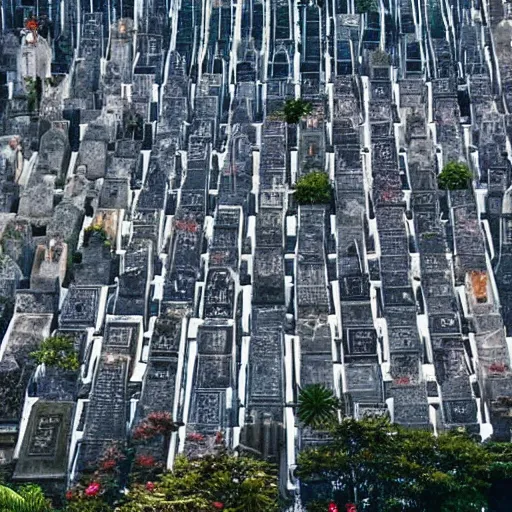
[283,98,312,124]
[117,453,280,512]
[298,384,339,429]
[295,171,332,205]
[30,335,80,371]
[438,161,472,190]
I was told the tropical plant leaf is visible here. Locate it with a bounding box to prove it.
[297,384,339,429]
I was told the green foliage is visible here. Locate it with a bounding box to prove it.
[24,77,37,112]
[3,223,24,241]
[297,384,339,429]
[295,171,332,205]
[283,98,312,124]
[297,417,512,512]
[485,441,512,480]
[0,484,52,512]
[117,453,280,512]
[372,49,390,66]
[44,76,57,87]
[438,161,472,190]
[64,499,111,512]
[72,252,83,264]
[30,335,80,371]
[355,0,378,13]
[54,175,66,189]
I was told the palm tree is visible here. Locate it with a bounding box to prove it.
[0,484,52,512]
[297,384,339,429]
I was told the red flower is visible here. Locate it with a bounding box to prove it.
[215,431,223,444]
[212,502,224,510]
[85,482,101,497]
[187,432,205,442]
[136,455,156,467]
[147,411,175,435]
[345,504,357,512]
[133,423,153,440]
[145,481,155,492]
[133,411,176,440]
[25,19,38,31]
[65,491,74,501]
[100,458,117,471]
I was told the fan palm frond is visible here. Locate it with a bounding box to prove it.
[297,384,339,429]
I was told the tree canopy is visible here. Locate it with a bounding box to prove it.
[283,99,312,124]
[437,161,473,190]
[297,417,512,512]
[295,171,332,205]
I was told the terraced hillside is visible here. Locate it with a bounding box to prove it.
[1,0,512,506]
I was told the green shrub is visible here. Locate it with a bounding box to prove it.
[295,171,332,204]
[283,98,312,124]
[117,453,280,512]
[30,335,80,371]
[438,161,472,190]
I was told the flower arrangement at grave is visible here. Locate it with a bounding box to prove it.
[186,432,206,443]
[132,411,179,441]
[83,224,112,250]
[25,17,39,44]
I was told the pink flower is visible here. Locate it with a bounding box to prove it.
[345,504,357,512]
[212,502,224,510]
[85,481,101,496]
[145,481,155,492]
[215,431,223,444]
[187,432,205,442]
